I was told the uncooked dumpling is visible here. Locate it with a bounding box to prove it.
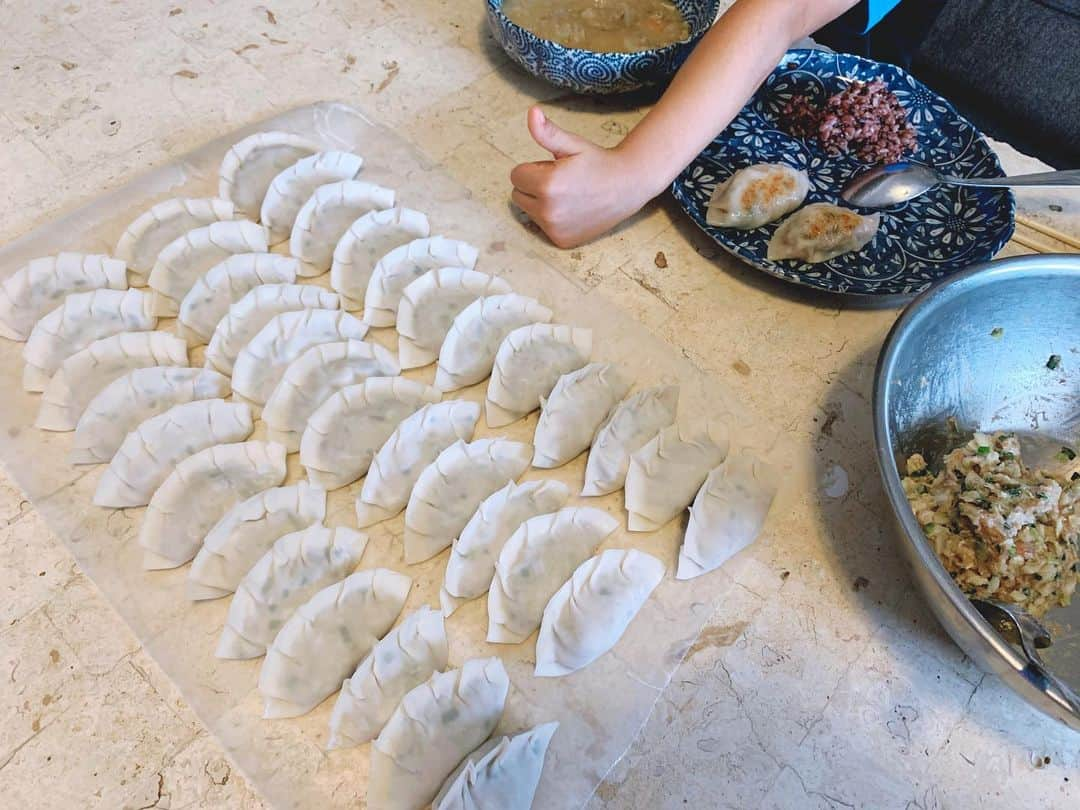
[363,236,480,327]
[23,289,157,392]
[0,253,129,341]
[441,479,571,617]
[706,163,810,229]
[138,441,287,570]
[260,150,364,243]
[299,377,441,491]
[330,206,430,308]
[487,507,619,644]
[767,203,880,264]
[258,568,411,718]
[534,548,664,677]
[532,362,632,469]
[178,253,300,345]
[147,220,269,315]
[219,131,319,220]
[355,400,481,527]
[188,480,329,602]
[486,324,592,427]
[289,180,396,274]
[263,339,401,452]
[676,451,779,580]
[230,308,368,405]
[115,198,235,284]
[582,385,679,497]
[396,267,513,369]
[435,294,553,392]
[404,438,532,564]
[624,421,729,532]
[36,332,188,432]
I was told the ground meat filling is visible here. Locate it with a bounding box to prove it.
[902,431,1080,617]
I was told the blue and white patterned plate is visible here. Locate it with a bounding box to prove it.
[671,49,1016,297]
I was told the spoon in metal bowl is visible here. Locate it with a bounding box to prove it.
[842,162,1080,209]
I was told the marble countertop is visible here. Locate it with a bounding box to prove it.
[0,2,1077,808]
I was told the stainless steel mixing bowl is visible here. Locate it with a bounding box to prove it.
[874,253,1080,731]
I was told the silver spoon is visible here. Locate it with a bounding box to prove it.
[842,162,1080,209]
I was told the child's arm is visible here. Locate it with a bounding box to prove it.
[510,0,859,247]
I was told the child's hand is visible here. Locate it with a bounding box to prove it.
[510,107,655,248]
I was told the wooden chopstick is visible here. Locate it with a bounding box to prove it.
[1009,232,1057,253]
[1015,214,1080,251]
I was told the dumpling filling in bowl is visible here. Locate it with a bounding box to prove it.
[502,0,691,53]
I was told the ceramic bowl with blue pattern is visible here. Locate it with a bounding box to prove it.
[486,0,721,95]
[672,49,1016,298]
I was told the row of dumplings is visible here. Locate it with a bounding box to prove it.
[0,130,777,809]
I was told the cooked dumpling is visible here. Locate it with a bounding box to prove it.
[706,163,810,229]
[93,399,254,508]
[216,524,368,659]
[178,253,300,345]
[486,324,592,428]
[369,658,509,810]
[147,220,269,316]
[138,441,287,570]
[327,606,448,750]
[218,131,319,220]
[533,362,632,469]
[330,206,431,308]
[676,451,779,580]
[435,294,554,392]
[535,549,664,677]
[259,568,411,718]
[356,401,481,527]
[230,308,368,405]
[624,421,730,532]
[767,203,881,263]
[363,236,480,327]
[203,284,340,376]
[300,377,442,490]
[396,268,513,369]
[260,151,364,243]
[582,385,679,497]
[0,253,128,341]
[71,367,231,465]
[404,438,532,564]
[433,722,558,810]
[115,198,235,284]
[36,332,188,432]
[487,507,619,644]
[263,339,401,452]
[289,180,396,274]
[441,479,571,617]
[23,289,157,392]
[187,481,329,601]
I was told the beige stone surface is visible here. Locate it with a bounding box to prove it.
[0,2,1078,809]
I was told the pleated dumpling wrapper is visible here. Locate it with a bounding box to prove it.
[368,657,509,810]
[488,507,619,644]
[440,479,571,617]
[289,180,396,274]
[217,525,368,660]
[433,722,559,810]
[485,324,592,428]
[582,385,678,497]
[532,362,632,469]
[535,549,664,677]
[767,203,880,264]
[676,451,779,580]
[218,131,319,220]
[187,481,328,601]
[327,605,448,750]
[355,400,481,528]
[115,198,235,285]
[258,568,411,719]
[138,441,287,570]
[363,236,479,327]
[329,206,430,308]
[260,150,364,244]
[404,438,532,565]
[705,163,810,229]
[624,420,729,532]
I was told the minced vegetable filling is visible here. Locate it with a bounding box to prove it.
[902,431,1080,617]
